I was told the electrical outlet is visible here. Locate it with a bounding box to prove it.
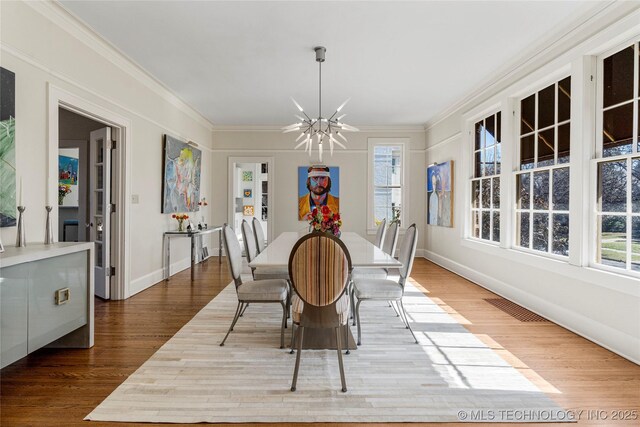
[132,194,139,204]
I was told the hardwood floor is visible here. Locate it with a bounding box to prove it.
[1,258,638,426]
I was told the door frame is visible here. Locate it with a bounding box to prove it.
[227,156,274,243]
[48,84,131,300]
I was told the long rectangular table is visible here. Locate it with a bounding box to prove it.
[249,231,401,269]
[249,231,401,349]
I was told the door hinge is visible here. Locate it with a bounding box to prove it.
[110,203,116,213]
[110,266,116,276]
[111,140,116,149]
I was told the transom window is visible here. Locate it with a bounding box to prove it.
[515,77,571,256]
[471,112,501,242]
[595,41,640,274]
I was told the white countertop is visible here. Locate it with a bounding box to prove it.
[0,242,94,268]
[249,231,401,269]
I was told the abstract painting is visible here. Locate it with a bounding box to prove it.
[297,165,339,221]
[427,160,454,227]
[243,189,252,198]
[243,205,254,216]
[242,171,253,182]
[59,148,80,207]
[162,134,202,213]
[0,67,16,227]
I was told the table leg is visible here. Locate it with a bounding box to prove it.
[191,235,196,282]
[219,229,223,264]
[165,235,171,281]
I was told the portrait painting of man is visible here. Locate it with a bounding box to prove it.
[298,165,340,220]
[427,161,453,227]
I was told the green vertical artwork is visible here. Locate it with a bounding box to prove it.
[0,67,16,227]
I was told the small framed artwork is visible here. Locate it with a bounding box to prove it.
[243,189,252,198]
[242,171,253,182]
[243,205,254,216]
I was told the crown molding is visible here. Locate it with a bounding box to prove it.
[26,0,214,131]
[212,124,426,133]
[424,0,630,131]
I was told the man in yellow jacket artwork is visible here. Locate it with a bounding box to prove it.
[298,165,339,220]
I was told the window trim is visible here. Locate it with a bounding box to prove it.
[367,138,409,233]
[468,110,503,245]
[513,74,572,259]
[590,38,640,278]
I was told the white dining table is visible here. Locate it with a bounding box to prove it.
[249,231,402,269]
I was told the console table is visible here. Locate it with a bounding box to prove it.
[163,226,223,281]
[0,242,94,369]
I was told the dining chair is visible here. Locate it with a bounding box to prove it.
[288,232,352,392]
[241,219,290,281]
[351,220,399,282]
[352,223,419,346]
[220,224,289,348]
[252,217,266,253]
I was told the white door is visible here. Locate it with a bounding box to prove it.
[89,128,111,299]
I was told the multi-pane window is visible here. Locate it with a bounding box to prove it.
[595,41,640,273]
[471,112,501,242]
[515,77,571,256]
[373,145,403,225]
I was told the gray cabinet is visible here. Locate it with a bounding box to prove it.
[0,243,93,369]
[0,263,29,367]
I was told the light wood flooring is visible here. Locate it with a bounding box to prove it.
[1,258,638,426]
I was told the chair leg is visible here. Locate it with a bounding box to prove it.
[280,302,287,349]
[396,299,410,328]
[289,323,297,354]
[220,301,243,346]
[335,327,347,392]
[239,303,249,317]
[390,300,401,317]
[399,299,418,344]
[344,324,350,355]
[291,326,305,391]
[355,299,363,346]
[350,283,356,325]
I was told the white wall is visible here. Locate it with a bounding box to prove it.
[211,129,426,251]
[0,1,214,297]
[424,3,640,363]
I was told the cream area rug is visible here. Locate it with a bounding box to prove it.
[86,278,571,423]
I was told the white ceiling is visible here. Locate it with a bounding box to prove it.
[60,1,601,127]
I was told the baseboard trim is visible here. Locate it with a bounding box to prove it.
[129,258,191,297]
[422,250,640,365]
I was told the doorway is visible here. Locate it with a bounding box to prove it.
[58,108,116,299]
[49,85,131,300]
[228,157,274,247]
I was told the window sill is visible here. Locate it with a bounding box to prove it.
[460,238,640,298]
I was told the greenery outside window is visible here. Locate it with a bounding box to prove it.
[595,41,640,274]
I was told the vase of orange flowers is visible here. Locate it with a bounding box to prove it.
[172,213,189,231]
[58,184,71,205]
[308,206,342,237]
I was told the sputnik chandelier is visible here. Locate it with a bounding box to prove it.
[283,46,358,162]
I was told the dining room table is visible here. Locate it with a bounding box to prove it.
[249,231,402,350]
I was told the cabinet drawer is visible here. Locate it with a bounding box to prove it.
[0,263,29,369]
[28,251,88,352]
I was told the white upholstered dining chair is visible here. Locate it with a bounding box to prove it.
[220,224,289,348]
[352,223,419,346]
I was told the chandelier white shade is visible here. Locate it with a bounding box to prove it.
[283,46,358,162]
